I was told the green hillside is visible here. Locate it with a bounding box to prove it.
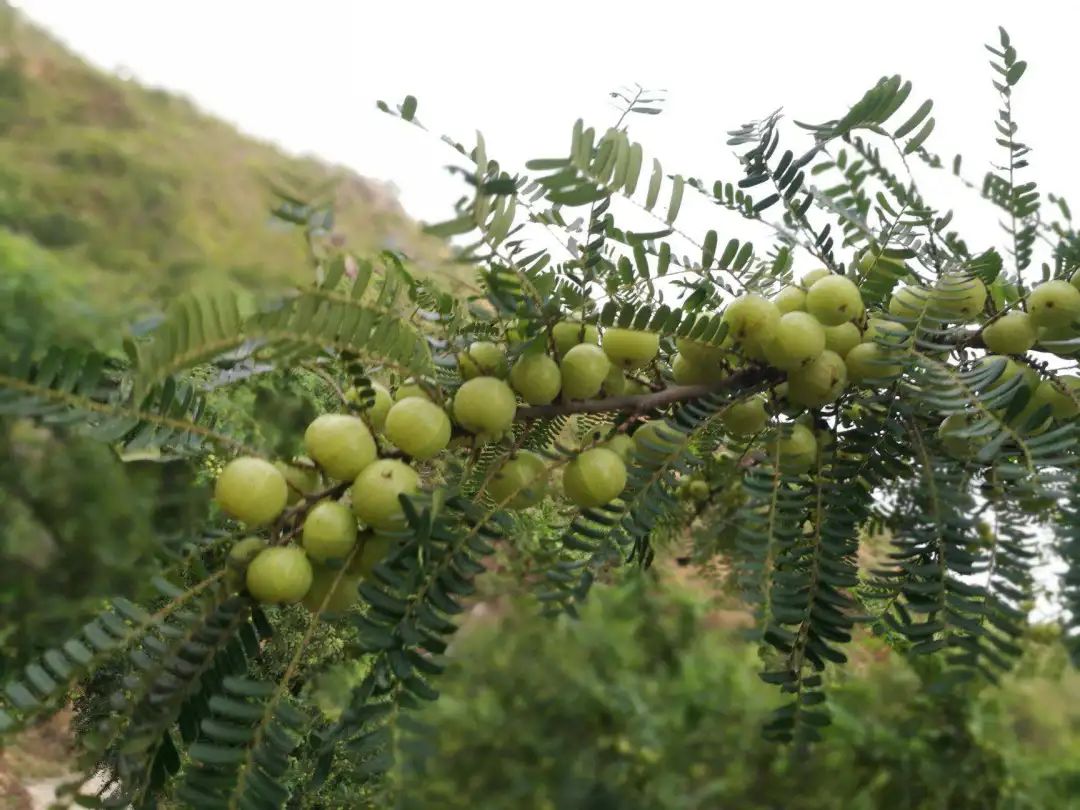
[0,3,454,343]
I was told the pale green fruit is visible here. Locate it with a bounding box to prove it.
[846,342,902,386]
[510,352,562,405]
[633,420,681,459]
[364,383,393,430]
[857,248,907,276]
[351,459,420,531]
[721,396,768,436]
[215,457,288,527]
[560,344,611,399]
[227,536,268,574]
[672,353,719,385]
[676,337,724,366]
[302,566,360,614]
[487,450,548,508]
[302,500,358,562]
[246,546,313,604]
[774,285,807,313]
[304,414,378,481]
[394,382,431,402]
[1030,376,1080,420]
[562,447,627,508]
[1028,280,1080,328]
[623,379,650,396]
[458,341,508,380]
[552,321,600,355]
[602,364,627,396]
[800,269,831,288]
[348,532,396,577]
[976,355,1037,394]
[938,414,981,460]
[888,285,927,319]
[274,460,320,505]
[722,294,781,359]
[453,377,517,436]
[603,433,635,461]
[384,398,451,460]
[981,312,1036,355]
[787,350,848,407]
[686,479,710,501]
[602,328,660,369]
[763,312,826,371]
[1037,325,1080,356]
[823,322,861,358]
[863,317,910,349]
[931,275,987,320]
[805,275,864,326]
[772,423,817,472]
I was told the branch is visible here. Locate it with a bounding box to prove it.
[515,366,783,420]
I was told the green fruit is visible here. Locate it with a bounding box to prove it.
[453,377,517,437]
[981,311,1036,355]
[302,500,358,562]
[1028,280,1080,328]
[348,533,396,577]
[603,433,635,461]
[394,382,431,402]
[975,355,1037,394]
[351,459,420,531]
[364,383,393,430]
[623,379,650,396]
[938,414,982,460]
[602,364,627,396]
[487,450,548,507]
[274,461,320,505]
[931,275,987,320]
[888,285,927,319]
[602,328,660,369]
[722,294,781,359]
[771,423,817,472]
[805,275,864,326]
[787,350,848,407]
[845,343,902,386]
[1036,325,1080,356]
[773,285,807,313]
[1030,376,1080,420]
[763,312,826,371]
[246,546,313,604]
[721,396,768,436]
[676,337,724,367]
[633,420,681,459]
[562,447,627,508]
[510,352,562,405]
[857,248,907,276]
[227,536,268,572]
[672,353,719,385]
[823,322,861,358]
[458,341,508,379]
[863,317,910,349]
[301,567,360,614]
[552,321,600,355]
[215,457,288,527]
[801,269,831,288]
[560,344,611,399]
[687,480,710,501]
[384,398,451,460]
[304,414,378,481]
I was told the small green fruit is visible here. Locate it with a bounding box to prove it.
[302,567,360,614]
[364,383,393,430]
[552,321,600,356]
[771,424,817,472]
[302,500,358,562]
[676,337,724,366]
[722,294,781,359]
[351,459,420,531]
[384,398,451,460]
[487,450,547,508]
[823,322,861,358]
[603,433,635,461]
[888,285,927,319]
[602,364,627,396]
[394,382,431,402]
[687,480,710,501]
[633,420,681,459]
[721,396,768,436]
[787,350,848,407]
[246,546,313,604]
[931,275,987,320]
[845,342,902,386]
[672,353,719,385]
[805,275,864,326]
[510,352,562,405]
[458,341,508,379]
[227,536,268,572]
[1028,280,1080,328]
[981,311,1036,355]
[348,533,396,578]
[801,269,831,288]
[602,328,660,369]
[274,460,320,505]
[763,312,826,371]
[304,414,378,481]
[562,447,627,508]
[1030,376,1080,420]
[863,317,910,349]
[1037,325,1080,356]
[773,285,807,313]
[560,343,611,399]
[938,414,981,460]
[453,377,517,436]
[215,457,288,527]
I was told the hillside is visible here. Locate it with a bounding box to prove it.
[0,4,457,343]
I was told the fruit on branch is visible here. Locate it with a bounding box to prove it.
[888,284,927,319]
[487,450,548,507]
[787,350,848,407]
[1027,280,1080,328]
[720,395,768,436]
[384,397,451,459]
[274,460,321,505]
[351,459,420,531]
[722,294,781,360]
[845,342,902,385]
[805,275,865,326]
[394,381,432,402]
[364,383,393,430]
[301,566,360,614]
[931,275,987,320]
[676,337,725,367]
[304,414,378,481]
[552,321,600,356]
[682,479,710,501]
[453,376,517,437]
[672,353,720,385]
[1037,325,1080,356]
[633,420,682,459]
[623,379,651,396]
[560,343,611,399]
[772,423,817,472]
[1029,376,1080,420]
[981,311,1036,355]
[302,500,359,562]
[226,537,268,587]
[823,322,861,358]
[976,355,1038,397]
[215,456,289,527]
[938,414,982,460]
[458,341,509,379]
[245,546,314,604]
[562,447,627,508]
[800,268,831,288]
[510,352,562,405]
[863,317,911,349]
[763,312,826,371]
[857,247,908,276]
[773,285,807,313]
[602,327,660,370]
[602,364,627,395]
[602,433,635,461]
[348,532,396,578]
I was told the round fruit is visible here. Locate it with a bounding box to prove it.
[624,379,650,396]
[603,433,634,461]
[487,450,547,508]
[805,275,864,326]
[560,344,611,399]
[787,350,848,407]
[763,312,826,371]
[458,341,508,380]
[857,248,907,276]
[364,383,393,430]
[274,461,320,505]
[975,355,1037,395]
[772,423,817,472]
[215,457,288,527]
[931,275,987,320]
[552,321,600,356]
[348,532,396,578]
[721,396,768,436]
[1027,280,1080,328]
[801,269,832,288]
[245,546,313,604]
[863,317,910,349]
[453,377,517,437]
[1037,325,1080,356]
[823,322,861,358]
[938,414,984,460]
[302,567,360,614]
[687,480,710,501]
[981,311,1036,355]
[384,398,451,460]
[562,447,627,508]
[633,420,681,459]
[773,285,807,314]
[672,353,716,385]
[1030,376,1080,420]
[602,328,660,369]
[302,500,358,562]
[510,352,562,405]
[722,294,781,359]
[602,364,627,396]
[888,285,926,319]
[351,459,420,531]
[227,536,268,572]
[394,382,431,402]
[304,414,378,481]
[676,337,724,367]
[845,342,902,386]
